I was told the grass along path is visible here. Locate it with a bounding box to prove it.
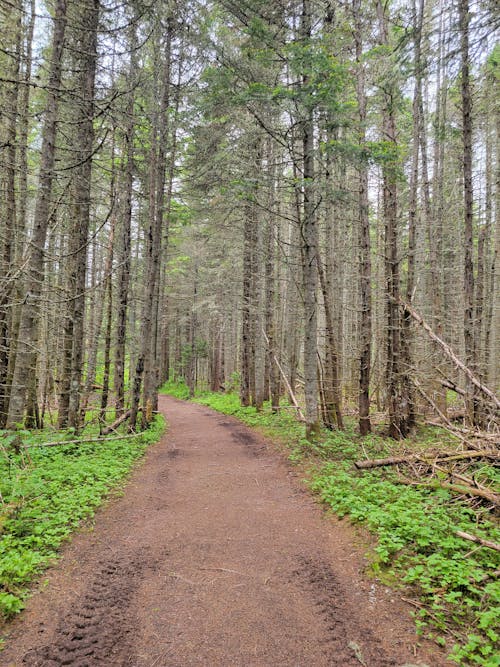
[0,415,165,627]
[160,381,500,667]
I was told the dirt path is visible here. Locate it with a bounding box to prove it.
[1,396,449,667]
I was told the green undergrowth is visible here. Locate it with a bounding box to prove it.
[160,381,500,667]
[160,379,192,401]
[0,415,165,623]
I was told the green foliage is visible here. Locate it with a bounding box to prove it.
[0,416,165,621]
[159,379,191,400]
[310,468,499,666]
[164,381,499,667]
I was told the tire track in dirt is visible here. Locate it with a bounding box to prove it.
[1,396,450,666]
[22,551,153,666]
[293,557,398,667]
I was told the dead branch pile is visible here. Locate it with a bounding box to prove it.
[355,444,500,511]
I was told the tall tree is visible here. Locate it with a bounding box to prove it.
[300,0,320,439]
[7,0,68,427]
[353,0,372,435]
[459,0,477,424]
[376,0,410,439]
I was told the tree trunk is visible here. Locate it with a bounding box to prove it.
[377,0,409,439]
[7,0,68,428]
[264,205,280,412]
[401,0,424,433]
[301,0,320,440]
[99,206,116,428]
[66,0,100,429]
[131,23,173,429]
[113,23,137,418]
[317,259,343,429]
[459,0,476,424]
[143,24,173,419]
[0,0,21,426]
[353,0,372,435]
[240,203,254,407]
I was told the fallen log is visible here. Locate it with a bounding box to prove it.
[355,455,414,469]
[101,409,132,435]
[25,432,142,449]
[355,449,500,469]
[455,530,500,552]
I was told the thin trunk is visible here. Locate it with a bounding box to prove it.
[81,239,105,411]
[144,25,173,417]
[99,231,114,429]
[401,0,424,432]
[300,0,320,439]
[265,212,280,412]
[240,204,253,407]
[377,0,409,439]
[113,25,136,417]
[459,0,476,424]
[317,259,344,429]
[353,0,372,435]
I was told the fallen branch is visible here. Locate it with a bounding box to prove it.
[455,530,500,552]
[435,450,500,463]
[262,328,305,422]
[426,421,499,446]
[431,463,498,505]
[25,432,142,449]
[355,455,414,469]
[400,478,499,506]
[413,378,481,450]
[439,378,466,397]
[355,449,500,469]
[101,409,132,435]
[401,301,500,410]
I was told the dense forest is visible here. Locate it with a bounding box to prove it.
[0,0,498,437]
[0,2,499,664]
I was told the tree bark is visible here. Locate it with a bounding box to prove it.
[300,0,320,440]
[7,0,68,428]
[459,0,477,425]
[317,258,343,429]
[0,0,21,426]
[353,0,372,435]
[66,0,100,429]
[240,203,254,407]
[113,22,137,418]
[377,0,410,439]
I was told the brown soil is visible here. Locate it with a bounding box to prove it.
[0,396,452,667]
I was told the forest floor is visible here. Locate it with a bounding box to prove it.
[0,395,451,667]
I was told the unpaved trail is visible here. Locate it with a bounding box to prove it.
[1,396,450,667]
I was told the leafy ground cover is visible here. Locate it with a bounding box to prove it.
[160,381,500,667]
[0,415,165,624]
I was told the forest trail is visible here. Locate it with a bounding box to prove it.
[1,396,449,667]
